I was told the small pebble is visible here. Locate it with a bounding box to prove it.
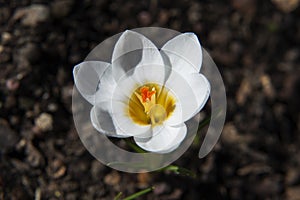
[47,159,66,179]
[153,183,170,195]
[47,103,58,112]
[222,123,240,144]
[104,171,121,186]
[13,4,50,27]
[285,167,300,186]
[272,0,299,13]
[1,32,12,44]
[35,113,53,132]
[138,11,152,26]
[158,10,170,25]
[26,142,44,167]
[91,160,105,179]
[260,74,275,99]
[284,48,299,62]
[6,78,19,91]
[236,78,251,106]
[51,0,73,19]
[286,186,300,200]
[137,173,151,188]
[231,0,256,17]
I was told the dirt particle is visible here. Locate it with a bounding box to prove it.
[26,142,45,167]
[153,183,170,195]
[260,74,275,99]
[51,0,74,19]
[104,171,121,186]
[286,186,300,200]
[6,78,19,91]
[138,11,152,26]
[236,78,251,106]
[13,4,50,27]
[272,0,299,13]
[35,113,53,132]
[1,32,12,44]
[137,173,151,188]
[47,159,66,179]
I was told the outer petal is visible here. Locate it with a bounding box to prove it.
[95,67,117,105]
[134,123,187,153]
[186,73,211,116]
[90,102,131,138]
[112,30,164,81]
[73,61,110,105]
[164,70,199,125]
[161,33,202,74]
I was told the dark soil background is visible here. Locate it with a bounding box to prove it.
[0,0,300,199]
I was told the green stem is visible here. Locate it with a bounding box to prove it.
[125,139,146,153]
[123,187,154,200]
[198,115,211,131]
[160,165,196,178]
[114,192,123,200]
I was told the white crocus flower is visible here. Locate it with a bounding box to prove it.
[73,30,210,153]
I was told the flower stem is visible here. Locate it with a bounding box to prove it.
[160,165,196,178]
[125,139,146,153]
[113,192,123,200]
[122,187,154,200]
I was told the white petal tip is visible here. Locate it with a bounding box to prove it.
[184,32,198,39]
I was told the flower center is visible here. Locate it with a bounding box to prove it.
[128,83,176,126]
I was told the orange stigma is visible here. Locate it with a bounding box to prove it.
[140,86,156,103]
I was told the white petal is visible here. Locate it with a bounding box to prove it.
[73,61,110,105]
[164,70,199,125]
[110,74,138,102]
[132,64,168,86]
[110,64,168,103]
[134,123,187,153]
[111,100,152,137]
[95,66,117,105]
[161,33,202,74]
[186,73,211,116]
[158,143,181,154]
[112,30,164,81]
[90,103,130,137]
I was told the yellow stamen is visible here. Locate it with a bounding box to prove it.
[134,86,156,114]
[128,83,176,126]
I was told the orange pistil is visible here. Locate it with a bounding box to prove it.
[140,86,156,103]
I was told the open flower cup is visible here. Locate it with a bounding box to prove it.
[73,30,210,153]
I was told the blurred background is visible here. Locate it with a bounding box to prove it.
[0,0,299,199]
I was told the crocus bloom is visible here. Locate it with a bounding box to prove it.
[73,30,210,153]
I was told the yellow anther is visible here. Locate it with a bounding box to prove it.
[129,83,176,126]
